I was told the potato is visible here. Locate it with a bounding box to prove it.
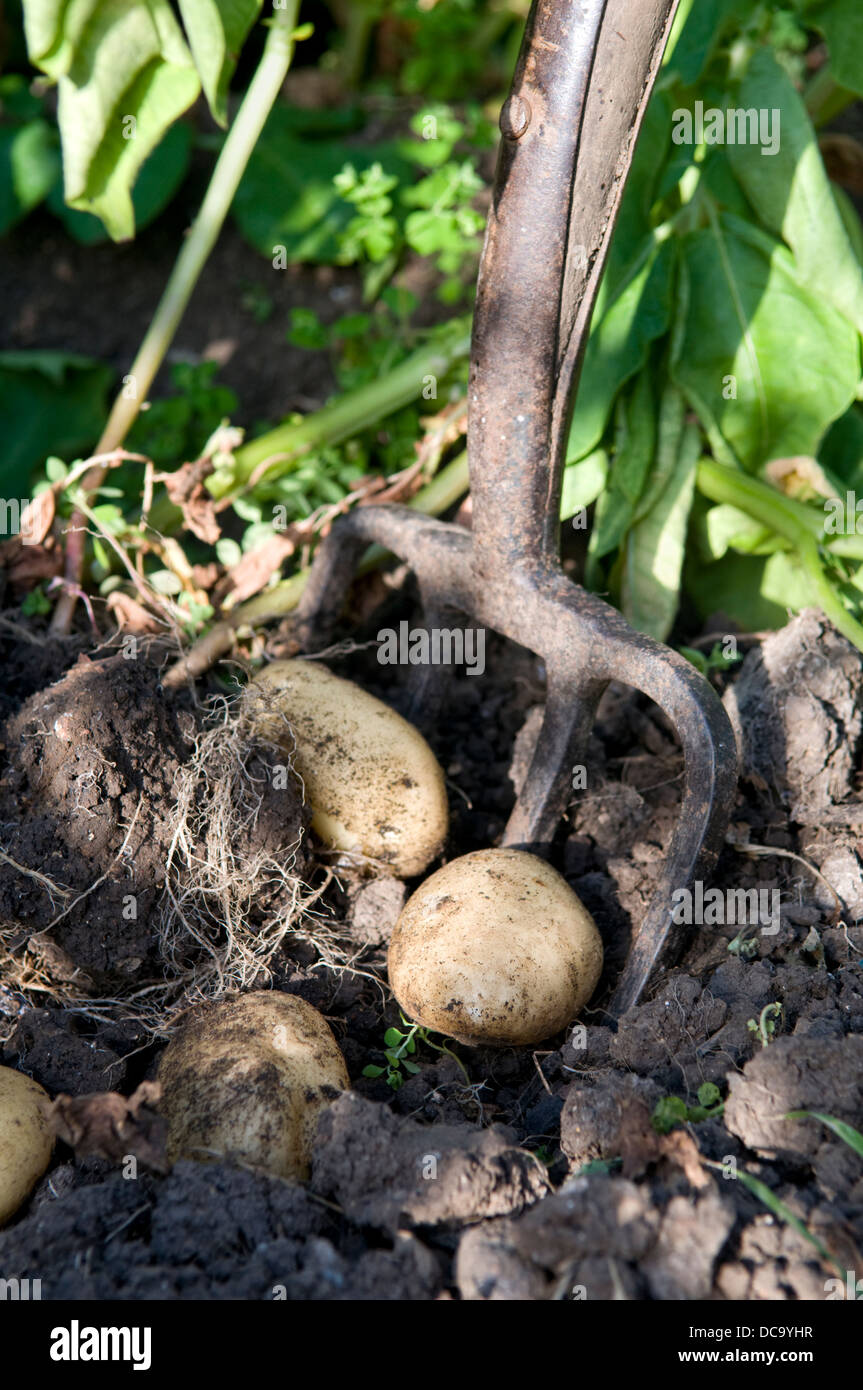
[247,658,448,877]
[158,992,349,1180]
[0,1065,53,1225]
[388,848,603,1046]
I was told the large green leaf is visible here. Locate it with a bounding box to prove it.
[672,212,860,471]
[820,405,863,490]
[0,351,112,490]
[47,119,192,244]
[665,0,753,86]
[22,0,200,240]
[233,109,413,263]
[620,390,700,641]
[600,90,673,307]
[0,117,59,234]
[0,74,61,233]
[729,48,863,335]
[684,548,813,630]
[800,0,863,98]
[567,235,675,464]
[585,365,658,579]
[178,0,263,127]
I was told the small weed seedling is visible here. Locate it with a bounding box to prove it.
[363,1014,468,1091]
[678,642,742,679]
[652,1082,724,1135]
[786,1110,863,1159]
[747,1002,783,1048]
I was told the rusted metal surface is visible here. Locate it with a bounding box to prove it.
[294,0,738,1016]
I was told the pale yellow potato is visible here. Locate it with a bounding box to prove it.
[247,659,448,877]
[388,848,603,1046]
[0,1066,53,1225]
[158,992,349,1181]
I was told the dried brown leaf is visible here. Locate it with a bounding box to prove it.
[47,1080,169,1173]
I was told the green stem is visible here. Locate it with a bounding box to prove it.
[162,448,470,684]
[233,449,469,627]
[696,459,863,652]
[226,326,470,489]
[97,3,302,454]
[147,325,470,534]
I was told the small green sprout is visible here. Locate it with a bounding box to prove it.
[652,1082,724,1134]
[679,641,742,678]
[747,1002,782,1048]
[362,1012,468,1090]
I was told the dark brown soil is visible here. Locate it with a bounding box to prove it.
[0,605,861,1301]
[0,646,306,990]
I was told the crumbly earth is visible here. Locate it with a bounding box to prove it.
[0,608,861,1300]
[0,647,306,990]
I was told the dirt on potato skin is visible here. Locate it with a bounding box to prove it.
[0,607,862,1300]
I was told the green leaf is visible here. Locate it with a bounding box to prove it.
[567,235,674,464]
[672,212,861,471]
[233,109,412,263]
[802,0,863,98]
[665,0,752,86]
[786,1109,863,1158]
[401,1059,421,1074]
[21,587,52,616]
[47,118,192,244]
[23,0,200,240]
[560,449,608,521]
[0,350,112,490]
[215,537,242,567]
[697,1082,721,1108]
[45,456,68,482]
[621,396,700,641]
[732,1166,841,1276]
[149,568,183,595]
[361,1064,385,1078]
[177,0,262,127]
[0,116,60,233]
[586,367,657,579]
[684,548,812,631]
[698,503,777,561]
[383,1027,403,1047]
[821,406,863,490]
[729,49,863,335]
[652,1095,689,1134]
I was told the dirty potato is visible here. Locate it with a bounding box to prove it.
[0,1065,53,1225]
[388,848,603,1046]
[246,659,448,877]
[158,992,349,1180]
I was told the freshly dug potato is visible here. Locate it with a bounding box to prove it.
[158,992,349,1180]
[0,1066,53,1225]
[388,848,603,1046]
[247,659,448,877]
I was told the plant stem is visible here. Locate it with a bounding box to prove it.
[161,449,469,686]
[99,5,301,454]
[224,327,470,489]
[51,3,301,634]
[146,324,471,534]
[696,459,863,653]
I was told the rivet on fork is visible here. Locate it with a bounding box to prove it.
[500,94,531,139]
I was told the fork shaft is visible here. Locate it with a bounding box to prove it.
[469,0,680,578]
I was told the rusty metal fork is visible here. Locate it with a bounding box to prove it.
[293,0,738,1016]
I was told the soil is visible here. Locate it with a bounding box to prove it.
[0,606,861,1302]
[0,126,861,1300]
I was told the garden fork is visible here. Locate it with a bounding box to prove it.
[293,0,738,1016]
